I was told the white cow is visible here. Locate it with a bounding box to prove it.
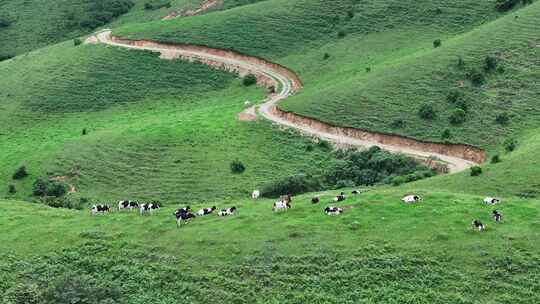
[484,197,500,205]
[272,200,291,212]
[402,195,421,204]
[251,190,260,200]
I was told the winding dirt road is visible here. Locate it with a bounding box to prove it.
[88,30,482,173]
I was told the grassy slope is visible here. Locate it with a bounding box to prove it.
[0,41,337,202]
[115,0,540,149]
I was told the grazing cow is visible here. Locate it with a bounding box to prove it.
[118,200,139,211]
[493,210,503,222]
[91,204,110,215]
[140,203,160,216]
[197,206,216,216]
[484,197,500,205]
[175,212,196,227]
[312,197,320,204]
[280,194,292,204]
[352,190,360,195]
[218,206,237,216]
[251,190,260,200]
[324,206,343,216]
[273,200,291,212]
[402,195,421,204]
[334,192,346,202]
[175,206,191,215]
[472,220,486,231]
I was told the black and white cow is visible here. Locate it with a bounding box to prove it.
[312,197,320,204]
[492,210,503,222]
[197,206,216,216]
[273,200,291,212]
[140,203,160,216]
[352,190,360,195]
[484,197,500,205]
[118,200,139,211]
[324,206,343,216]
[175,212,196,227]
[91,204,110,215]
[402,195,421,204]
[472,220,486,231]
[175,206,191,215]
[280,194,292,204]
[333,192,346,202]
[218,206,236,216]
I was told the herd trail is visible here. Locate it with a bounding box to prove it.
[88,30,481,174]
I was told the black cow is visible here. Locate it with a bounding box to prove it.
[175,212,196,227]
[312,197,320,204]
[197,206,216,216]
[325,206,343,216]
[118,200,139,211]
[91,204,110,215]
[472,220,486,231]
[492,210,503,222]
[140,203,160,216]
[175,206,191,215]
[334,192,346,202]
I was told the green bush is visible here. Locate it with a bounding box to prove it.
[495,113,510,125]
[242,74,257,86]
[8,184,16,194]
[454,99,469,112]
[495,0,520,12]
[484,55,498,72]
[390,118,405,129]
[323,53,330,60]
[337,30,346,38]
[230,160,246,174]
[82,128,87,135]
[0,18,11,27]
[470,166,483,176]
[457,56,465,69]
[491,154,501,164]
[261,174,320,198]
[144,0,172,10]
[79,0,134,29]
[441,129,452,140]
[446,90,464,103]
[449,109,467,125]
[12,166,28,180]
[433,39,442,48]
[418,103,436,119]
[467,68,485,86]
[504,138,517,152]
[43,273,122,304]
[0,54,15,61]
[32,178,67,197]
[42,196,84,210]
[73,38,82,46]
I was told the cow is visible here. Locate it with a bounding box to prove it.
[352,190,360,195]
[472,220,486,231]
[175,212,196,227]
[197,206,216,216]
[324,206,343,216]
[312,197,320,204]
[484,197,500,205]
[91,204,110,215]
[140,203,160,216]
[402,195,421,204]
[118,200,139,211]
[251,190,260,200]
[175,206,191,215]
[273,200,291,212]
[218,206,236,216]
[493,210,503,222]
[333,192,346,202]
[280,194,292,204]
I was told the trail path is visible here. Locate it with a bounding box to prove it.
[89,30,482,173]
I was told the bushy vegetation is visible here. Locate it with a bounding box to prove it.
[470,166,483,176]
[449,108,467,125]
[433,39,442,48]
[242,74,257,86]
[0,54,14,61]
[79,0,135,29]
[0,18,11,28]
[418,103,436,119]
[230,160,246,174]
[495,0,521,11]
[144,0,171,10]
[32,178,67,197]
[12,166,28,180]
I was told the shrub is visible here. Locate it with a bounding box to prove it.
[433,39,442,48]
[392,176,407,186]
[365,67,371,73]
[470,166,483,176]
[32,178,67,197]
[242,74,257,86]
[441,128,452,140]
[495,0,520,12]
[323,53,330,60]
[495,113,510,125]
[449,109,467,125]
[454,99,469,112]
[82,128,87,135]
[318,140,332,150]
[12,166,28,180]
[418,103,436,119]
[347,10,354,19]
[485,55,498,72]
[0,18,11,27]
[504,138,517,152]
[0,54,15,62]
[42,196,83,209]
[390,118,405,129]
[43,273,122,304]
[491,154,501,164]
[261,174,320,198]
[73,38,82,46]
[457,56,465,69]
[337,30,346,38]
[32,178,48,196]
[3,282,42,304]
[144,0,171,10]
[230,160,246,174]
[446,90,464,104]
[467,68,485,86]
[8,184,16,194]
[497,65,505,74]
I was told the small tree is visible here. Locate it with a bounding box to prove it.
[491,154,501,164]
[8,184,16,194]
[33,178,48,196]
[12,166,28,180]
[242,74,257,86]
[433,39,442,48]
[441,129,452,140]
[470,166,482,176]
[418,103,436,119]
[73,38,82,46]
[230,160,246,174]
[337,30,346,38]
[449,109,467,125]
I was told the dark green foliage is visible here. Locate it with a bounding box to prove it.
[8,184,16,194]
[82,128,87,135]
[449,109,467,125]
[491,154,501,164]
[32,178,67,197]
[390,118,405,128]
[495,112,510,125]
[418,103,436,119]
[495,0,521,12]
[44,273,122,304]
[365,67,371,73]
[504,138,517,152]
[0,54,15,61]
[392,170,436,186]
[433,39,442,48]
[242,74,257,86]
[470,166,483,176]
[42,197,85,210]
[496,65,505,74]
[0,18,11,27]
[337,30,346,38]
[467,68,486,86]
[318,140,332,150]
[73,38,82,46]
[485,55,498,71]
[323,53,330,60]
[230,160,246,174]
[144,0,172,10]
[12,166,28,180]
[441,128,452,140]
[261,174,320,197]
[79,0,134,29]
[446,90,464,104]
[457,56,465,69]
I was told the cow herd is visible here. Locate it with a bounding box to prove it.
[91,191,505,231]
